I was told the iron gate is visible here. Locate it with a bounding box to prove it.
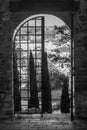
[13,16,45,114]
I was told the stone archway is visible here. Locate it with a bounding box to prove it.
[12,14,74,119]
[2,0,87,120]
[1,0,81,119]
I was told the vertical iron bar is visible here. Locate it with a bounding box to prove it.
[71,12,74,121]
[12,40,15,117]
[27,21,29,113]
[41,16,45,117]
[35,18,37,113]
[19,29,22,113]
[35,19,37,72]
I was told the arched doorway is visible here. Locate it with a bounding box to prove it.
[13,14,74,118]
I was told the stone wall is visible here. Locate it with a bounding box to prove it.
[0,9,13,116]
[74,2,87,118]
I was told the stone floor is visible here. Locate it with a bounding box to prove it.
[0,113,87,130]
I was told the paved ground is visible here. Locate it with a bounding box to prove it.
[0,113,87,130]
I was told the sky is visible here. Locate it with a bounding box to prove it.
[43,14,65,26]
[32,14,65,26]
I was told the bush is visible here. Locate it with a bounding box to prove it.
[60,78,70,113]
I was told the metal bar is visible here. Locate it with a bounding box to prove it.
[27,21,29,113]
[17,57,41,60]
[41,16,45,117]
[19,29,22,113]
[17,65,41,67]
[19,26,42,28]
[17,34,41,36]
[12,41,15,117]
[71,12,74,121]
[34,19,37,65]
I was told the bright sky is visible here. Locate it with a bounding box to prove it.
[44,14,65,26]
[32,14,65,26]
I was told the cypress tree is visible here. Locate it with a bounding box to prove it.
[28,51,39,108]
[60,78,70,113]
[13,52,21,113]
[42,52,52,113]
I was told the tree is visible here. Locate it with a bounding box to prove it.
[48,24,71,72]
[41,52,52,113]
[28,51,39,108]
[13,52,21,113]
[60,78,70,113]
[54,24,71,43]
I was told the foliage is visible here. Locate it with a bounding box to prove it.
[28,51,39,108]
[49,70,66,90]
[41,52,52,113]
[54,24,71,44]
[47,24,71,76]
[13,52,21,112]
[60,77,70,113]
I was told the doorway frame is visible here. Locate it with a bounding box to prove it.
[12,14,75,121]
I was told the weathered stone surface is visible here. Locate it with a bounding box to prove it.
[0,114,87,130]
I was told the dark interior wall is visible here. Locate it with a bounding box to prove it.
[74,4,87,117]
[0,9,13,116]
